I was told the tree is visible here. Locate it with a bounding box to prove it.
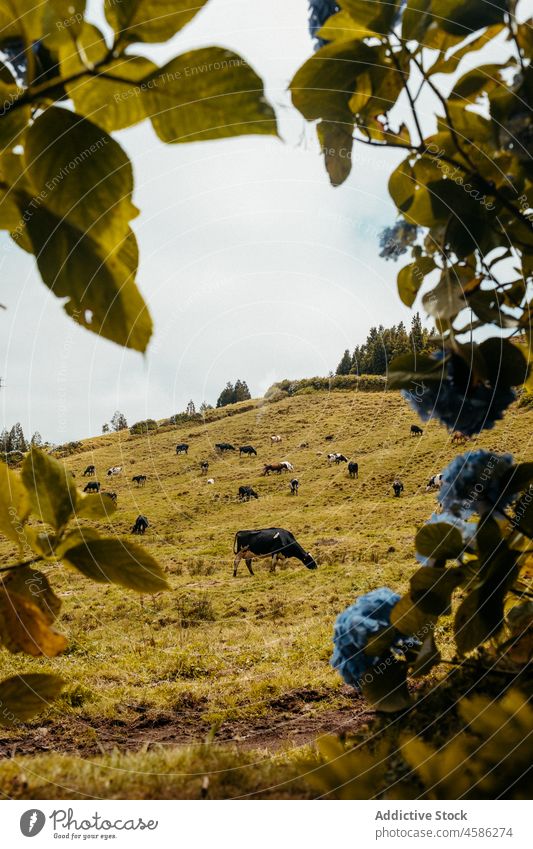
[409,313,425,354]
[336,349,352,375]
[110,411,128,432]
[30,431,43,447]
[216,382,235,408]
[8,423,27,453]
[186,400,196,417]
[234,379,251,402]
[102,423,110,434]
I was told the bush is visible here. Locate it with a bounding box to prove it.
[129,419,158,435]
[50,441,83,458]
[265,374,387,398]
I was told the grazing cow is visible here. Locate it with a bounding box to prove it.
[238,485,259,501]
[131,515,149,535]
[262,463,288,475]
[270,435,282,444]
[451,431,469,444]
[200,461,209,473]
[83,465,96,477]
[215,442,236,452]
[103,491,117,503]
[426,473,443,492]
[392,479,404,497]
[348,461,359,479]
[176,443,189,455]
[83,481,101,493]
[289,478,299,495]
[107,465,122,476]
[132,474,147,486]
[233,528,317,576]
[280,460,294,472]
[325,434,334,442]
[410,425,423,436]
[299,442,309,449]
[239,445,257,456]
[328,453,348,464]
[207,478,215,485]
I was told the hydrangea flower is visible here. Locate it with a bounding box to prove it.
[416,511,476,567]
[402,351,516,436]
[438,450,517,518]
[331,587,418,689]
[308,0,339,48]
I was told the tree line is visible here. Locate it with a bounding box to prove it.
[335,314,436,376]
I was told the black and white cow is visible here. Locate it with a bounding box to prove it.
[238,485,259,501]
[328,453,348,464]
[215,442,236,453]
[107,465,122,476]
[411,425,423,436]
[239,445,257,456]
[132,515,149,535]
[102,491,117,503]
[348,461,359,478]
[426,473,443,492]
[83,465,96,476]
[200,461,209,473]
[176,443,189,455]
[132,474,147,486]
[233,528,317,576]
[289,478,299,495]
[392,479,404,497]
[83,481,101,493]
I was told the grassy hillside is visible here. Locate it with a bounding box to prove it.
[0,389,530,798]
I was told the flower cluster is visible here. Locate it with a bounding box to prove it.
[416,511,476,567]
[331,587,417,689]
[438,450,517,518]
[402,351,516,436]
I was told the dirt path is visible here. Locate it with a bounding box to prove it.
[0,689,374,759]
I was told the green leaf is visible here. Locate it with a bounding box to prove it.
[397,256,435,307]
[0,0,44,44]
[24,107,137,253]
[0,461,30,545]
[390,593,436,637]
[361,657,412,712]
[410,565,465,615]
[454,552,519,654]
[387,351,446,389]
[105,0,208,45]
[0,673,63,727]
[341,0,402,35]
[415,522,465,560]
[75,492,117,520]
[449,63,507,104]
[402,0,432,42]
[43,0,86,47]
[423,272,467,320]
[63,538,169,592]
[21,448,77,531]
[3,566,62,623]
[364,624,397,656]
[145,48,277,143]
[0,587,67,656]
[479,338,529,388]
[431,0,507,35]
[512,488,533,539]
[318,10,375,41]
[500,463,533,497]
[316,121,353,187]
[427,24,504,75]
[410,632,441,677]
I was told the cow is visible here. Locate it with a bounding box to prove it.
[107,465,122,476]
[233,528,317,576]
[238,485,259,501]
[299,442,309,449]
[289,478,299,495]
[215,442,236,452]
[200,461,209,473]
[262,463,288,475]
[410,425,423,436]
[82,465,96,476]
[280,460,294,472]
[132,474,147,486]
[239,445,257,456]
[451,431,469,445]
[207,478,215,485]
[270,435,282,444]
[102,491,117,502]
[426,473,443,492]
[83,481,101,493]
[392,479,404,497]
[325,434,334,442]
[328,453,348,464]
[176,443,189,455]
[348,461,359,479]
[131,515,149,535]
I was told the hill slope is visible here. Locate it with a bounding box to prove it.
[0,389,530,797]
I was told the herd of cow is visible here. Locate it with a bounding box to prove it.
[74,425,443,576]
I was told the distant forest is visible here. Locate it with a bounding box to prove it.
[336,313,437,376]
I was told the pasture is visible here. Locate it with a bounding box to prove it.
[0,389,530,798]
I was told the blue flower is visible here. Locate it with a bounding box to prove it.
[416,511,476,567]
[438,450,517,518]
[308,1,339,48]
[331,587,417,689]
[402,351,516,436]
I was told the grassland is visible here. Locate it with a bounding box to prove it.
[0,388,530,798]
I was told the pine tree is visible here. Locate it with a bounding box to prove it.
[410,312,425,353]
[111,411,128,431]
[0,428,9,454]
[30,431,42,447]
[336,349,352,375]
[9,423,27,452]
[234,379,251,402]
[216,382,235,408]
[186,399,196,416]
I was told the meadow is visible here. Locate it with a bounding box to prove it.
[0,388,530,799]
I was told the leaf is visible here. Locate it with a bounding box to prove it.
[397,256,435,307]
[145,47,277,143]
[105,0,208,45]
[390,593,436,637]
[500,463,533,497]
[21,448,77,530]
[43,0,86,47]
[3,566,61,623]
[410,632,441,677]
[454,559,519,654]
[479,338,529,388]
[0,587,67,656]
[316,121,353,187]
[63,538,169,593]
[410,566,465,615]
[307,736,389,799]
[24,107,137,253]
[423,272,466,320]
[75,492,117,520]
[291,39,375,124]
[0,0,44,44]
[0,461,30,545]
[512,488,533,539]
[341,0,402,36]
[402,0,432,42]
[317,10,375,41]
[387,352,446,388]
[427,24,504,75]
[415,522,465,560]
[361,657,412,712]
[364,624,397,656]
[0,673,63,727]
[431,0,507,35]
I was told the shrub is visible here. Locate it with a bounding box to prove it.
[129,419,158,435]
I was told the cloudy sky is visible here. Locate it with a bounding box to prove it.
[1,0,416,443]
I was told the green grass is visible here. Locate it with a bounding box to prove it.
[0,389,530,798]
